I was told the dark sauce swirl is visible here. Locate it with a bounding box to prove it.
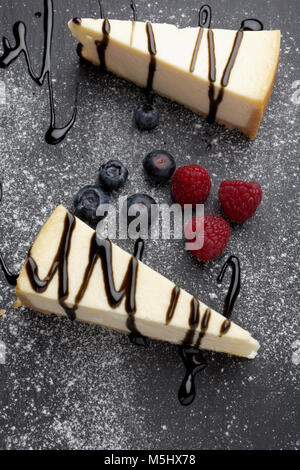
[0,253,18,287]
[0,0,77,145]
[240,19,264,31]
[0,182,18,287]
[217,255,241,336]
[199,4,212,28]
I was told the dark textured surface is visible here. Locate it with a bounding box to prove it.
[0,0,299,450]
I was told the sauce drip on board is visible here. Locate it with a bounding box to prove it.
[0,0,77,145]
[0,182,18,287]
[178,346,207,406]
[0,253,18,287]
[178,255,241,406]
[179,297,207,407]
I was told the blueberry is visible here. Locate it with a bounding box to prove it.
[123,193,158,234]
[74,185,109,225]
[134,104,159,130]
[143,150,176,183]
[98,159,128,191]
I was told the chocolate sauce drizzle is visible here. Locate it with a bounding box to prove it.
[145,22,157,104]
[130,1,137,46]
[0,182,18,287]
[166,286,180,325]
[0,254,18,287]
[217,255,241,336]
[74,234,139,321]
[221,30,244,88]
[96,18,111,72]
[178,296,208,406]
[206,16,264,124]
[72,17,81,25]
[178,255,241,406]
[128,238,149,346]
[189,28,204,73]
[130,1,137,22]
[0,0,77,145]
[178,301,210,406]
[178,346,207,406]
[26,212,77,320]
[195,307,211,347]
[206,29,225,123]
[183,297,200,345]
[23,207,242,406]
[98,0,104,20]
[26,211,146,341]
[189,4,211,73]
[199,4,212,28]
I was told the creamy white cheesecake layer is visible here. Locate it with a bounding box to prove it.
[16,206,259,359]
[68,18,280,138]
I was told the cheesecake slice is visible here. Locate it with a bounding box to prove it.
[68,18,280,139]
[16,206,259,358]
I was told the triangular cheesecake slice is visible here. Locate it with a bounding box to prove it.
[68,18,280,139]
[16,206,259,358]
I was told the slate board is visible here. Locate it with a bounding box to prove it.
[0,0,299,450]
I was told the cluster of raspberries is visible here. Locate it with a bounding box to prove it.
[171,165,262,261]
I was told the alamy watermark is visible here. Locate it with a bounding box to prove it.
[94,196,205,250]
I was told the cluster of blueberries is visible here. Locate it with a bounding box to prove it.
[73,150,176,227]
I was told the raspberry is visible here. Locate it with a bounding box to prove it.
[218,180,262,223]
[171,165,211,207]
[184,215,231,261]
